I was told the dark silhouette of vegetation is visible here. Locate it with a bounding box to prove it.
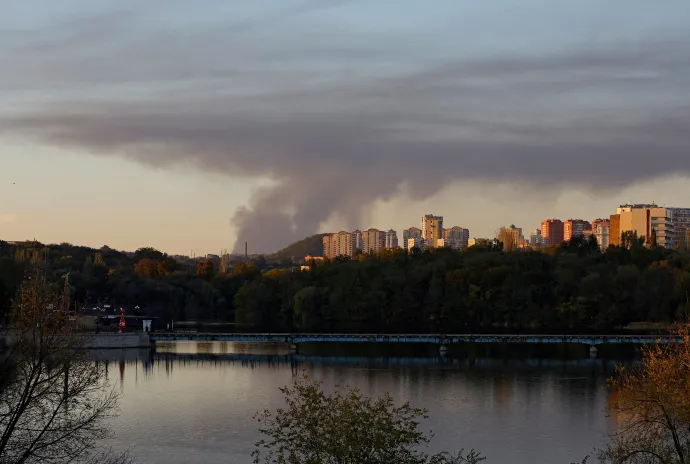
[1,265,131,464]
[1,236,689,333]
[253,374,484,464]
[272,233,327,259]
[234,236,690,333]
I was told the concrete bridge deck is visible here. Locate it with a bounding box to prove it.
[148,332,679,346]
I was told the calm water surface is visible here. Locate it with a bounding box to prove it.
[98,342,631,463]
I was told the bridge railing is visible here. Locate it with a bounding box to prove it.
[148,332,681,345]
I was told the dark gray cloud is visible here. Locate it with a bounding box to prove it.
[2,3,690,252]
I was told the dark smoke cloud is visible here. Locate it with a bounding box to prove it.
[2,3,690,252]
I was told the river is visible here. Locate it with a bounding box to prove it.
[98,341,634,463]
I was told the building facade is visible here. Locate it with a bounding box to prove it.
[443,226,470,250]
[541,219,564,247]
[506,225,523,246]
[669,207,690,251]
[351,229,363,252]
[609,214,621,246]
[407,237,425,252]
[564,219,592,242]
[650,207,674,248]
[592,219,610,250]
[402,227,422,250]
[421,215,443,247]
[385,229,399,249]
[529,229,544,249]
[322,231,355,259]
[614,204,675,248]
[362,228,386,254]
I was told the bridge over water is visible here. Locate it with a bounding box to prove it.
[149,332,678,346]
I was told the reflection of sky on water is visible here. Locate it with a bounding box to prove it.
[97,342,626,464]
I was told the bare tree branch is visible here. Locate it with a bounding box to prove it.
[1,264,131,463]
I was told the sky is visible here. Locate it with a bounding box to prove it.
[2,0,690,255]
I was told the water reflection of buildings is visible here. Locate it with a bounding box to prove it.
[92,348,623,424]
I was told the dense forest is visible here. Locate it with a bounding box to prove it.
[2,236,690,333]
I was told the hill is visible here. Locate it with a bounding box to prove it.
[274,234,326,259]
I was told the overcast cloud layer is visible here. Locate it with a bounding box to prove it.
[2,0,690,252]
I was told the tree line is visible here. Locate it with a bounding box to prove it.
[2,236,690,333]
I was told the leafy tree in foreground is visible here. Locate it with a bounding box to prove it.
[252,375,484,464]
[0,265,131,464]
[599,323,690,463]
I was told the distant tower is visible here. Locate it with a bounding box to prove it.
[245,242,248,260]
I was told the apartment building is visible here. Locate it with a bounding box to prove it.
[362,228,386,254]
[650,207,674,248]
[351,229,363,252]
[322,231,355,259]
[421,214,443,247]
[669,207,690,251]
[540,219,564,247]
[592,219,610,250]
[614,204,674,248]
[385,229,399,249]
[407,237,425,252]
[443,226,470,250]
[529,229,544,248]
[506,224,523,244]
[564,219,592,242]
[402,227,422,250]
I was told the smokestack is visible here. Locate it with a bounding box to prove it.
[245,242,248,260]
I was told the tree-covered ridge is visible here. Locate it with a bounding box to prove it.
[1,236,690,333]
[0,240,267,324]
[272,233,327,259]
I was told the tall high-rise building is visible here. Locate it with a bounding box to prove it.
[669,207,690,251]
[322,231,355,259]
[402,227,422,250]
[421,215,443,247]
[592,219,610,250]
[541,219,564,247]
[352,229,363,252]
[362,228,386,254]
[443,226,470,250]
[564,219,592,242]
[385,229,399,248]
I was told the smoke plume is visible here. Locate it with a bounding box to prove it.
[2,2,690,251]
